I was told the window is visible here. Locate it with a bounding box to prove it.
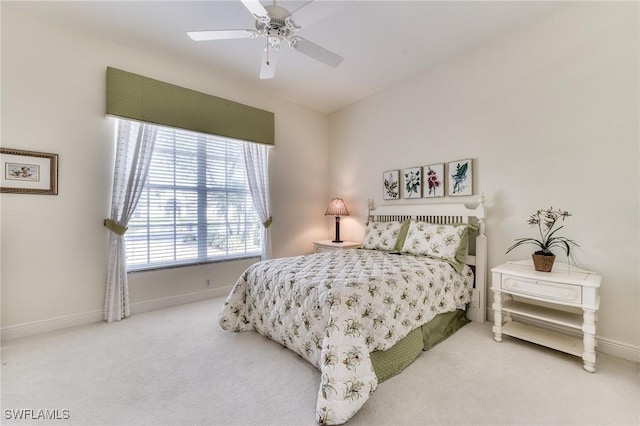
[125,124,261,271]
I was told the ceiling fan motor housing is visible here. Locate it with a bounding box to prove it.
[255,4,298,42]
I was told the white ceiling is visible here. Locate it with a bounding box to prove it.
[7,1,562,113]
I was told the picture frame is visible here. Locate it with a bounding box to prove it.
[1,148,58,195]
[383,170,400,200]
[423,163,444,198]
[403,167,422,199]
[447,158,472,196]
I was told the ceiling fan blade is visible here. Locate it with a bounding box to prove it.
[289,1,345,29]
[259,46,278,79]
[290,37,343,68]
[240,0,268,19]
[187,30,258,41]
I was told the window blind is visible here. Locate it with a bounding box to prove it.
[125,124,261,270]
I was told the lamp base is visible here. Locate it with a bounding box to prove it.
[333,216,342,244]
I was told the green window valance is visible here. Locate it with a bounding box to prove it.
[106,67,275,146]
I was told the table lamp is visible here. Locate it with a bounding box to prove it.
[324,198,349,243]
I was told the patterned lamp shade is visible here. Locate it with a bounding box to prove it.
[324,198,349,243]
[324,198,350,217]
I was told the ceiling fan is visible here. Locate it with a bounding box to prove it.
[187,0,344,79]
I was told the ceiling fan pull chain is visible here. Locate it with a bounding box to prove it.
[265,39,270,65]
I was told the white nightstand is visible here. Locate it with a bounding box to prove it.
[313,240,361,253]
[491,260,601,372]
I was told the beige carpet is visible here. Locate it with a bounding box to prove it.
[1,297,638,426]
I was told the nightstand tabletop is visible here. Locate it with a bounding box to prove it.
[492,260,601,287]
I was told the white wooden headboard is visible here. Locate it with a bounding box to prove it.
[368,194,487,323]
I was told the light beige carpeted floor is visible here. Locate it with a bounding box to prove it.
[1,297,638,426]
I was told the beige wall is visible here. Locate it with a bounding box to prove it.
[0,6,330,331]
[329,3,639,354]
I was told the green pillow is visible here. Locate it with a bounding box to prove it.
[393,218,412,252]
[452,223,479,273]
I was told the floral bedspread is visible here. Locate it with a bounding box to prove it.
[219,249,473,425]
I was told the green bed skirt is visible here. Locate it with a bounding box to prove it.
[370,309,470,383]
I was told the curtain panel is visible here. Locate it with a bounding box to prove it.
[104,121,157,322]
[243,143,272,260]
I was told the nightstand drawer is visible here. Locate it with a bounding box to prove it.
[315,245,336,253]
[313,240,361,253]
[502,276,582,303]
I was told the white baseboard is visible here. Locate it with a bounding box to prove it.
[0,287,233,342]
[486,309,640,363]
[596,335,640,363]
[0,309,104,342]
[129,286,232,315]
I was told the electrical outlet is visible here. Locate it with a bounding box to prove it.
[205,279,211,288]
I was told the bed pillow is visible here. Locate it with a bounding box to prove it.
[362,220,409,251]
[394,218,411,251]
[401,220,476,273]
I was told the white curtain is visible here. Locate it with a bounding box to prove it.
[243,142,272,260]
[104,120,157,322]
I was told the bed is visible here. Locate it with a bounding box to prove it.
[219,195,487,425]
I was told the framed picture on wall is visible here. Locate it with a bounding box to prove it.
[0,148,58,195]
[423,163,444,198]
[447,159,472,196]
[403,167,422,199]
[383,170,400,200]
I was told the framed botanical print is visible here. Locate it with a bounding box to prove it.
[0,148,58,195]
[403,167,422,199]
[448,159,472,196]
[383,170,400,200]
[423,163,444,198]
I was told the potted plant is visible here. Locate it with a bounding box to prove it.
[506,207,578,272]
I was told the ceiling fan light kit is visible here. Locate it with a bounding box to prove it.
[187,0,343,79]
